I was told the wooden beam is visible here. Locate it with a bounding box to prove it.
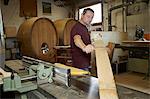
[94,39,118,99]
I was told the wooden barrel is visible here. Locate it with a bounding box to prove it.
[54,18,77,45]
[17,17,57,62]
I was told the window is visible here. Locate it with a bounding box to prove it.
[79,3,102,24]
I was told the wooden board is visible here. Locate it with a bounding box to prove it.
[0,67,11,78]
[54,45,70,49]
[94,39,118,99]
[5,60,25,73]
[20,0,37,17]
[122,41,150,45]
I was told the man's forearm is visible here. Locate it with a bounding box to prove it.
[73,35,95,53]
[74,35,86,50]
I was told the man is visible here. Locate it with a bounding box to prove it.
[70,8,94,71]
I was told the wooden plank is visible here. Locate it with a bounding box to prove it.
[20,0,37,17]
[54,46,71,49]
[122,40,150,43]
[0,67,11,78]
[5,60,24,73]
[94,40,118,99]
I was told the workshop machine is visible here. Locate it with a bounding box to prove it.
[1,56,71,99]
[1,56,98,99]
[135,25,145,41]
[21,56,71,86]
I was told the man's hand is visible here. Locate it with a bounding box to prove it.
[74,35,95,54]
[83,44,95,53]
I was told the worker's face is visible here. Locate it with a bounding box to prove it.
[81,10,94,26]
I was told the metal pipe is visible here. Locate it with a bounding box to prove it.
[108,2,132,31]
[108,0,149,31]
[123,6,127,32]
[21,75,37,81]
[108,11,112,31]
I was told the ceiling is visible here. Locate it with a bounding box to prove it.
[53,0,101,7]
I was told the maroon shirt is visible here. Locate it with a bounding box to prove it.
[70,22,91,69]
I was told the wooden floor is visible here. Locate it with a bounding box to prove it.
[115,72,150,94]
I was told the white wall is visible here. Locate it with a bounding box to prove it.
[37,0,69,20]
[103,0,150,40]
[1,0,24,29]
[127,2,150,40]
[91,31,128,63]
[2,0,148,40]
[0,0,69,30]
[91,31,128,46]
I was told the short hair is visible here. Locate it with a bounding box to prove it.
[82,8,94,15]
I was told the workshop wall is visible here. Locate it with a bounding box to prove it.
[103,0,149,40]
[127,2,149,40]
[0,0,69,30]
[103,0,123,32]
